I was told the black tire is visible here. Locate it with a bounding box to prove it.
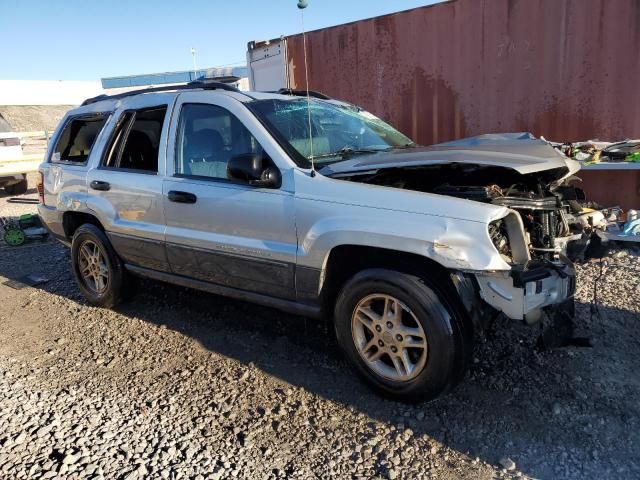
[4,178,27,196]
[12,178,28,195]
[334,268,472,403]
[71,224,127,308]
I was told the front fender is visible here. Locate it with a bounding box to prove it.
[293,169,514,274]
[296,208,511,273]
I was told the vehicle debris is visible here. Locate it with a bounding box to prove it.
[554,138,640,165]
[605,208,640,242]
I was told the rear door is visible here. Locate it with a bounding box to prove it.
[86,94,176,272]
[162,91,297,299]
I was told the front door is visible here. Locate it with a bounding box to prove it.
[162,92,297,299]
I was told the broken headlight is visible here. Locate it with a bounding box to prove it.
[489,219,512,263]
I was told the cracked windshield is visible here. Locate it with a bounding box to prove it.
[250,98,415,165]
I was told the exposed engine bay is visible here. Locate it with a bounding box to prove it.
[334,163,600,263]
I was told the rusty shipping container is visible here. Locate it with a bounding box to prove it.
[250,0,640,208]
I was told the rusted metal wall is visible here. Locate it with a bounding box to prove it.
[286,0,640,207]
[579,169,640,209]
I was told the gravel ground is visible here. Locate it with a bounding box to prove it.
[0,182,639,479]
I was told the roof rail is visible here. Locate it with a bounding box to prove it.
[81,80,240,106]
[276,88,331,100]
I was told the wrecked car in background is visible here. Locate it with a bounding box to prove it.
[39,85,581,402]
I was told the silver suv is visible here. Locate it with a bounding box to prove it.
[38,82,579,402]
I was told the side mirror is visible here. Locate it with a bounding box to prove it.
[227,154,281,188]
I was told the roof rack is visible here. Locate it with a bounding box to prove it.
[276,88,331,100]
[81,80,240,106]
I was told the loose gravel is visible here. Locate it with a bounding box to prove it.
[0,181,639,479]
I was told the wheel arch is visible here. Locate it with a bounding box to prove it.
[62,211,105,240]
[319,244,457,320]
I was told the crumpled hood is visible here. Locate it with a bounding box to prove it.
[320,132,580,180]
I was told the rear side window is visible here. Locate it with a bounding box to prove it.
[52,113,109,164]
[102,106,167,173]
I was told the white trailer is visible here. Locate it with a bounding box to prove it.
[246,38,292,91]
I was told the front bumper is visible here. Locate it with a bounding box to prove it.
[474,257,576,323]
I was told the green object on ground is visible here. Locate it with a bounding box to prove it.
[625,152,640,162]
[4,228,26,246]
[18,213,37,229]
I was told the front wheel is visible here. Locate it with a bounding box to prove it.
[334,268,471,403]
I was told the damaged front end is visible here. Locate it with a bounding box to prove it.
[330,159,596,264]
[477,209,576,325]
[474,258,575,324]
[323,133,587,332]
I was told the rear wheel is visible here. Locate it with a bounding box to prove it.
[5,177,27,195]
[71,224,129,308]
[334,268,471,403]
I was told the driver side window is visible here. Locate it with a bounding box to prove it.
[175,103,262,180]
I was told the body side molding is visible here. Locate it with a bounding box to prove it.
[124,264,321,319]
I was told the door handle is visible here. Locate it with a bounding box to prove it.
[90,180,111,191]
[168,190,197,204]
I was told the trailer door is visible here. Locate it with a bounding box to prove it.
[247,39,290,91]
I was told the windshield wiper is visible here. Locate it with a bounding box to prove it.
[311,146,390,161]
[394,142,418,149]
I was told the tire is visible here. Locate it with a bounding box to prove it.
[334,268,471,403]
[71,224,128,308]
[4,178,27,196]
[12,178,28,195]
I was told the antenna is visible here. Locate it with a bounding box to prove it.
[298,0,315,177]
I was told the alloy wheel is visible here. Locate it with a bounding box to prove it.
[78,240,109,295]
[351,293,428,382]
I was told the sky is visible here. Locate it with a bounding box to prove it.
[1,0,440,81]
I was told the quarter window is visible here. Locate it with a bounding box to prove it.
[52,113,109,164]
[102,106,167,173]
[175,103,262,180]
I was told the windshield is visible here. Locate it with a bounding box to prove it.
[248,98,415,167]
